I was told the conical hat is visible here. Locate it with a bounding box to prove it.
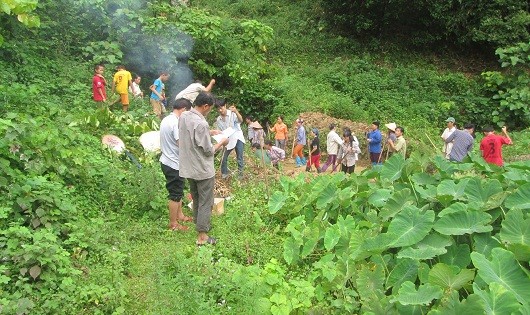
[249,121,263,129]
[385,122,397,131]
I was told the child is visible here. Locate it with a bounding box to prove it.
[111,65,133,112]
[92,64,107,106]
[306,128,321,173]
[338,130,361,174]
[129,74,143,98]
[263,140,285,169]
[150,71,170,119]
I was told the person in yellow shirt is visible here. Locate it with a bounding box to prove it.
[268,115,289,150]
[111,65,133,112]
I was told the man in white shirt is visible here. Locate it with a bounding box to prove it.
[441,117,457,159]
[215,99,245,179]
[175,79,216,103]
[321,123,344,172]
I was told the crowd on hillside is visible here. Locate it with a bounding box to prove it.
[92,66,514,246]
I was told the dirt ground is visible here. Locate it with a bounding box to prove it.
[214,112,371,197]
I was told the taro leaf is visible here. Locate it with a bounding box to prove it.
[29,265,41,280]
[269,191,288,214]
[361,233,393,254]
[411,173,438,186]
[380,188,414,221]
[473,283,522,315]
[428,291,485,315]
[316,184,337,209]
[380,154,405,182]
[324,224,341,251]
[433,210,492,235]
[415,184,437,201]
[439,243,471,269]
[503,169,530,184]
[438,202,468,217]
[283,237,300,265]
[500,208,530,251]
[356,263,385,302]
[387,205,435,248]
[367,189,392,208]
[385,258,419,291]
[397,232,452,260]
[301,226,321,258]
[432,155,457,176]
[504,183,530,210]
[418,262,430,284]
[436,179,469,206]
[463,178,503,210]
[390,281,443,305]
[428,263,475,291]
[470,248,530,304]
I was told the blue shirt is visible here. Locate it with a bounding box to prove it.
[150,78,164,101]
[367,129,382,153]
[296,126,306,145]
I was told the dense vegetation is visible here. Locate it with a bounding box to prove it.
[1,0,529,314]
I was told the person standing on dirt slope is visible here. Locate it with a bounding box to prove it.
[160,98,193,232]
[92,64,107,106]
[111,65,133,112]
[321,123,344,173]
[366,121,383,166]
[250,121,265,148]
[337,129,361,174]
[264,139,286,169]
[215,99,245,179]
[179,91,228,246]
[293,118,307,167]
[175,79,216,103]
[268,116,289,150]
[306,128,322,173]
[334,127,360,171]
[441,117,457,159]
[444,123,475,162]
[480,125,512,166]
[387,126,407,157]
[150,71,170,119]
[384,122,397,159]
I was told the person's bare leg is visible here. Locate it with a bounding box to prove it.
[169,200,188,230]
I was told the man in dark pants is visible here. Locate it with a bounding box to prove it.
[178,92,227,245]
[160,98,193,231]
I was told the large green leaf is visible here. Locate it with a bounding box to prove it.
[356,263,385,303]
[428,291,484,315]
[379,188,414,221]
[269,191,288,214]
[471,248,530,304]
[499,208,530,261]
[504,182,530,210]
[397,233,452,260]
[411,172,439,186]
[380,154,405,182]
[367,189,392,208]
[300,226,321,258]
[390,281,443,306]
[387,205,435,248]
[473,233,501,257]
[473,283,522,315]
[428,263,475,291]
[436,179,469,206]
[316,183,337,209]
[283,237,300,265]
[439,243,471,269]
[434,210,492,235]
[385,258,419,291]
[463,178,504,210]
[324,224,341,251]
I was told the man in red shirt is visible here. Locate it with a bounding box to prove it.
[479,126,513,166]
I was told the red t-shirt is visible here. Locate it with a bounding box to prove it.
[92,75,106,101]
[480,134,511,166]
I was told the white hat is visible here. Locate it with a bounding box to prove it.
[249,121,263,129]
[385,122,397,131]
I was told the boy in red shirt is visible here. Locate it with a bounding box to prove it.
[479,126,513,166]
[92,64,107,106]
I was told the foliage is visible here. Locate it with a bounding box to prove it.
[0,0,40,45]
[267,154,530,313]
[481,42,530,128]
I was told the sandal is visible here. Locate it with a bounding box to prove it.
[169,224,189,231]
[196,236,217,246]
[178,216,193,223]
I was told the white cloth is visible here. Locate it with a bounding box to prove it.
[326,130,344,155]
[175,83,205,103]
[215,110,245,150]
[129,82,142,97]
[441,127,456,159]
